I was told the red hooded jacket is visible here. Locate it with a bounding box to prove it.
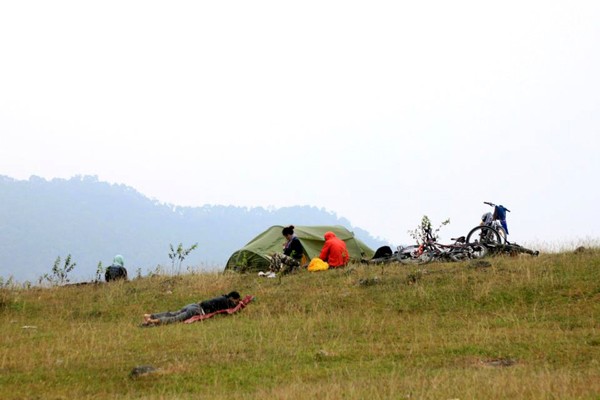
[319,231,349,267]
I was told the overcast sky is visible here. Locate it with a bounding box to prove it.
[1,1,598,250]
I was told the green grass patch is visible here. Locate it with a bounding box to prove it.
[1,251,600,399]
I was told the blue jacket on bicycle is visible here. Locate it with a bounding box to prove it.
[493,205,509,234]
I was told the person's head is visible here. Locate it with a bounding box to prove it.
[282,225,295,239]
[227,290,241,300]
[324,231,336,241]
[113,254,124,267]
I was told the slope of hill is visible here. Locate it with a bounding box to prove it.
[0,175,386,282]
[1,251,599,399]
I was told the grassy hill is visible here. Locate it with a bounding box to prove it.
[1,250,600,399]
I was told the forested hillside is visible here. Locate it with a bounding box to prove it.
[0,175,385,282]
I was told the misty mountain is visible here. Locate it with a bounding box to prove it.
[0,175,386,283]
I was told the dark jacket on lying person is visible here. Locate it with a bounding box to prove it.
[200,294,238,314]
[142,291,241,326]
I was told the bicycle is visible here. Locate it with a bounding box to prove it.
[466,202,509,246]
[398,228,488,265]
[465,202,541,257]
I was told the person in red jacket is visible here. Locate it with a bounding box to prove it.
[319,231,350,268]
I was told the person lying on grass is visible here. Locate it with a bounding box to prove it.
[142,291,241,326]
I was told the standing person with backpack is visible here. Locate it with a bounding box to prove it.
[105,254,128,282]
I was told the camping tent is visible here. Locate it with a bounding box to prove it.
[225,225,375,272]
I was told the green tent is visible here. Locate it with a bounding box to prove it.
[225,225,375,272]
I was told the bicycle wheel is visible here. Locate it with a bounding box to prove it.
[398,250,435,265]
[488,221,508,244]
[448,247,472,261]
[468,243,489,259]
[466,226,503,246]
[495,225,508,244]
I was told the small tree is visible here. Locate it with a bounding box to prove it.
[95,261,105,283]
[408,215,450,245]
[39,254,77,286]
[168,242,199,274]
[0,275,14,289]
[235,253,249,274]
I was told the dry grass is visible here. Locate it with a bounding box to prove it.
[1,249,600,399]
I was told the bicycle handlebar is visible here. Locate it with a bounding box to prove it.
[483,201,510,212]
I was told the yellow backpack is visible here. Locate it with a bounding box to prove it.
[307,257,329,272]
